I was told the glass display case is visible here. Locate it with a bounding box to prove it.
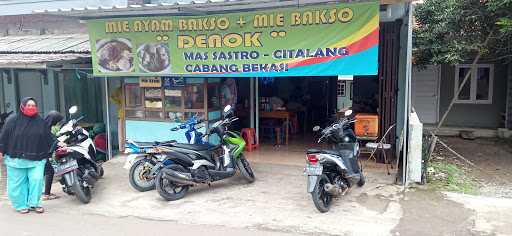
[124,77,220,122]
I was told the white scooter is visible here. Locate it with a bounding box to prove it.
[53,106,103,204]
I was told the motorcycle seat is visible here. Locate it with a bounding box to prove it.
[130,140,176,148]
[155,140,177,146]
[171,143,210,151]
[131,141,157,148]
[306,149,321,154]
[307,149,339,156]
[307,149,354,158]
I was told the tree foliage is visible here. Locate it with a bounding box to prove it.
[414,0,512,66]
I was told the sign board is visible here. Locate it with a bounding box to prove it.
[162,77,185,88]
[139,77,161,87]
[87,2,379,77]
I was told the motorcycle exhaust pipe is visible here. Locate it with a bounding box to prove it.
[161,168,195,185]
[324,184,341,195]
[324,183,348,196]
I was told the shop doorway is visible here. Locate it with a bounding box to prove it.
[231,76,380,165]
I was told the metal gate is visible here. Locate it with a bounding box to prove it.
[377,21,401,162]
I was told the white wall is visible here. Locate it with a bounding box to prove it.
[412,65,440,124]
[337,80,353,111]
[407,112,423,184]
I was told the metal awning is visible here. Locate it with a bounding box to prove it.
[0,53,89,68]
[0,34,90,53]
[33,0,412,19]
[0,34,90,68]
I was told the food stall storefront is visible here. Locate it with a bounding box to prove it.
[39,0,415,184]
[83,1,385,147]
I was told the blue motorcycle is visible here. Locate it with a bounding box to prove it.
[171,116,207,145]
[127,116,206,192]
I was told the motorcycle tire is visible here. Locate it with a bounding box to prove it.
[357,172,366,187]
[72,171,92,204]
[311,174,332,213]
[155,165,189,201]
[236,155,255,183]
[97,165,104,178]
[129,159,156,192]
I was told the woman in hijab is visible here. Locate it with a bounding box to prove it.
[42,111,63,201]
[0,98,56,214]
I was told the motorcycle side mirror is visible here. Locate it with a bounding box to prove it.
[344,109,353,117]
[313,126,321,132]
[223,105,232,113]
[223,105,233,117]
[68,106,78,115]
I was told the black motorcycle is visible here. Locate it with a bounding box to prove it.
[154,105,255,201]
[304,110,365,213]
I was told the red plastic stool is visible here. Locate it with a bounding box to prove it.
[241,128,259,152]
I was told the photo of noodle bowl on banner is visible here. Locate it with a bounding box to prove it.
[96,38,134,72]
[137,43,171,73]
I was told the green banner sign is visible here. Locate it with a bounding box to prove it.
[87,1,379,77]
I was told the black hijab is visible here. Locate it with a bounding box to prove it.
[44,110,63,128]
[0,97,54,161]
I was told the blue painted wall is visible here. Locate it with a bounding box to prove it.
[125,119,206,143]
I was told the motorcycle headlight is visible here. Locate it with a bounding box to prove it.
[343,136,350,143]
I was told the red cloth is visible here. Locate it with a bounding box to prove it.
[94,133,107,152]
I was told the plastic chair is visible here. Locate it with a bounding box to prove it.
[241,128,259,152]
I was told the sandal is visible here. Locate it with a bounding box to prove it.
[42,194,60,201]
[29,207,45,214]
[18,209,29,214]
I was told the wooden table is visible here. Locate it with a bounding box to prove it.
[259,111,292,145]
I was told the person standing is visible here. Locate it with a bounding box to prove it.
[220,78,237,108]
[0,98,56,214]
[41,111,64,201]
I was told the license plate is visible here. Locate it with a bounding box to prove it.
[54,160,78,176]
[305,164,323,175]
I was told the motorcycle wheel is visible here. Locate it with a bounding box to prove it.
[155,165,189,201]
[129,159,156,192]
[311,174,332,213]
[97,164,104,178]
[236,155,255,183]
[72,171,92,204]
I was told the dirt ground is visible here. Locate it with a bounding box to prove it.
[432,136,512,198]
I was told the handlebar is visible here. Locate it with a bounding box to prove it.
[76,116,85,123]
[170,117,206,131]
[316,117,355,143]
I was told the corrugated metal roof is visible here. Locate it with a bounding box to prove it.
[0,53,89,67]
[33,0,410,18]
[0,34,90,53]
